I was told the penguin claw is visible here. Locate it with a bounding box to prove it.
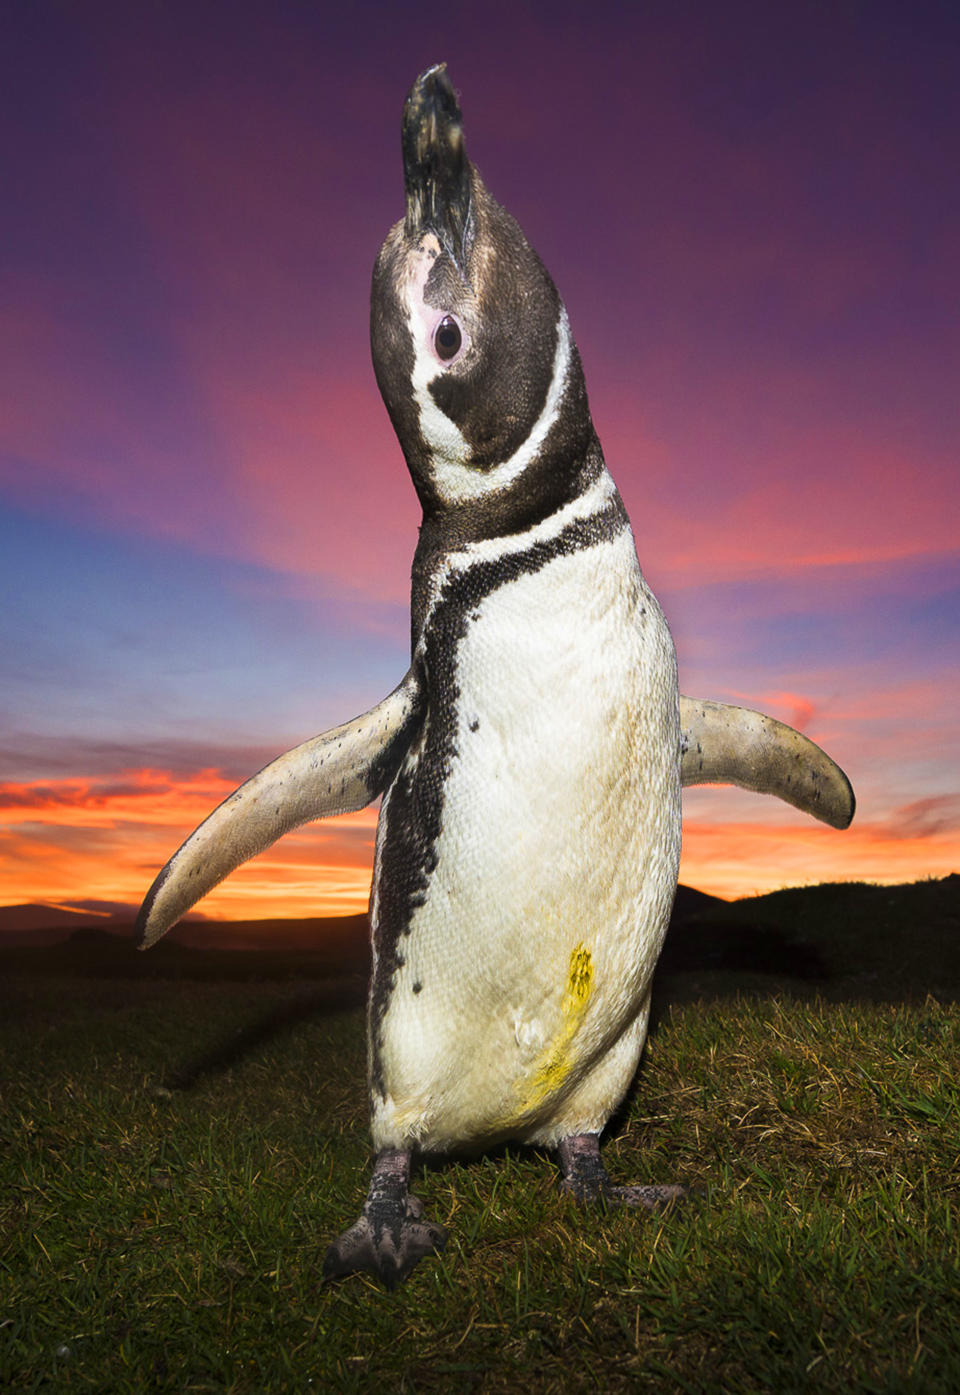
[559,1173,687,1210]
[557,1133,687,1211]
[321,1148,447,1289]
[596,1182,687,1210]
[322,1211,447,1290]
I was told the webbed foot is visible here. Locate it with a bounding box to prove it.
[557,1132,686,1211]
[322,1148,447,1289]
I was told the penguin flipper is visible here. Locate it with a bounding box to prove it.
[678,695,855,830]
[136,671,423,949]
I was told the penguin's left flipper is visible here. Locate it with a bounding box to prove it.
[679,696,855,829]
[136,671,424,949]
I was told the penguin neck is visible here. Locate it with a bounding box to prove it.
[408,430,614,648]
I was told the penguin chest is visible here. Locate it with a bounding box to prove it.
[370,527,681,1150]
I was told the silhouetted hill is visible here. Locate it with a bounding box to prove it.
[0,906,370,957]
[0,903,122,944]
[655,874,959,1007]
[2,879,956,1003]
[167,915,369,954]
[671,884,726,921]
[1,889,727,945]
[0,914,371,983]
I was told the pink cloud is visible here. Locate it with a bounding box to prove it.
[3,751,955,924]
[877,795,960,841]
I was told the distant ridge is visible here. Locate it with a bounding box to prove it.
[0,884,728,943]
[656,873,959,1006]
[167,914,370,953]
[0,903,116,936]
[2,879,956,1003]
[0,915,372,984]
[0,904,369,951]
[671,885,725,919]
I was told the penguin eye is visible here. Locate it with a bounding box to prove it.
[433,314,463,362]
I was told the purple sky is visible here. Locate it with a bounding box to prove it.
[2,0,958,917]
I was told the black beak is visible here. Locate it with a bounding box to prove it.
[402,64,473,272]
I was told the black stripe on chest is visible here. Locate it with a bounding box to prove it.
[368,492,630,1097]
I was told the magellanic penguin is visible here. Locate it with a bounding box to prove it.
[136,65,855,1289]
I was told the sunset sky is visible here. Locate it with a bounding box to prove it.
[2,1,958,923]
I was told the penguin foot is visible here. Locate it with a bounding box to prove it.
[322,1148,447,1289]
[557,1133,685,1211]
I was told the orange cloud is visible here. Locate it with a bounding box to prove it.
[3,764,956,926]
[0,770,378,919]
[681,789,960,900]
[0,769,234,828]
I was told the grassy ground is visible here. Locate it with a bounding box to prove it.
[2,942,958,1392]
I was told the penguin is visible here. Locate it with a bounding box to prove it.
[136,64,855,1289]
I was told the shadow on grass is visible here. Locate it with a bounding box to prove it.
[160,977,367,1091]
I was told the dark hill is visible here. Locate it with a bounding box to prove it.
[2,878,956,1004]
[0,914,371,984]
[655,874,959,1007]
[0,903,122,944]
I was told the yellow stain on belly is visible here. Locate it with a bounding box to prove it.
[514,942,594,1116]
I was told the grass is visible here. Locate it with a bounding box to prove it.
[1,954,958,1392]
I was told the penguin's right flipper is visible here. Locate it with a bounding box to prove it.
[136,671,424,949]
[679,696,855,830]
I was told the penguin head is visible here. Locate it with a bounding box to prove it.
[371,65,596,523]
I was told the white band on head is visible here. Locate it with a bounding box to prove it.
[409,306,572,504]
[404,240,474,470]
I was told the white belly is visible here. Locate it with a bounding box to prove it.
[372,526,680,1151]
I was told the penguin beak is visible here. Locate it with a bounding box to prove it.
[402,63,474,273]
